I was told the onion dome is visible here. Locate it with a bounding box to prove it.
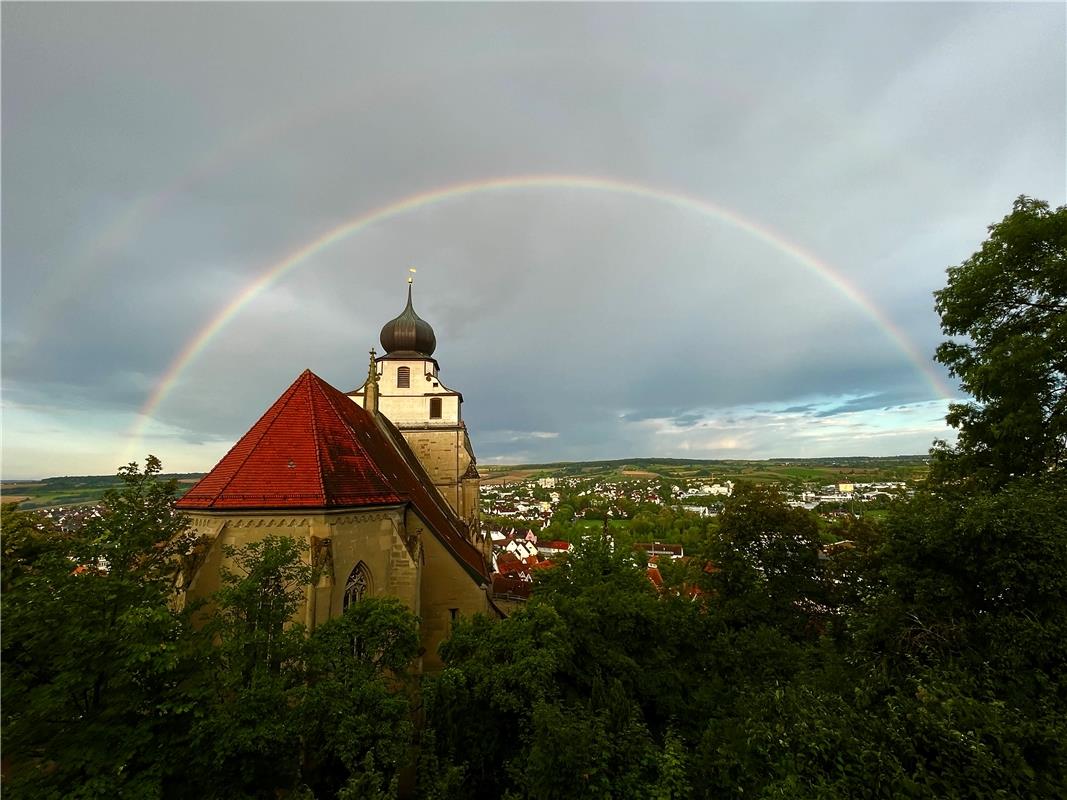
[380,284,437,356]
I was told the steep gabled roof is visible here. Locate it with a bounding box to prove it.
[176,370,402,510]
[176,369,488,582]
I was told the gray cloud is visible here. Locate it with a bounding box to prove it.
[2,3,1063,477]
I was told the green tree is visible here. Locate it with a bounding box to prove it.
[301,597,421,799]
[183,536,311,798]
[423,603,574,799]
[933,195,1067,485]
[3,461,425,800]
[854,475,1067,687]
[184,537,422,799]
[822,513,884,615]
[702,484,827,638]
[2,457,197,798]
[424,536,714,799]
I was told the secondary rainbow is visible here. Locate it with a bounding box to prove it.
[127,174,953,455]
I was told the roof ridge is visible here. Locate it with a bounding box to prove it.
[375,413,460,527]
[211,373,306,503]
[315,375,397,497]
[306,373,327,503]
[370,412,488,582]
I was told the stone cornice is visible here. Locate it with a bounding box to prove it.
[185,506,405,529]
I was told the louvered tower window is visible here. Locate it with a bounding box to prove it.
[429,397,442,419]
[396,366,410,388]
[343,562,370,610]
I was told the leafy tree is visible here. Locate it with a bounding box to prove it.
[2,457,197,798]
[183,536,311,798]
[424,537,714,799]
[691,665,1065,800]
[514,697,660,800]
[701,483,827,638]
[822,513,884,614]
[933,195,1067,485]
[183,537,423,800]
[1,503,63,592]
[301,597,421,799]
[423,603,574,798]
[854,475,1067,688]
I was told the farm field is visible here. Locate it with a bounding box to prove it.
[6,455,928,510]
[480,455,928,486]
[2,474,204,509]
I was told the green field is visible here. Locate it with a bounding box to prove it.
[2,474,204,509]
[480,455,928,486]
[5,455,928,510]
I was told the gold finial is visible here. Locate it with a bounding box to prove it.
[408,266,416,285]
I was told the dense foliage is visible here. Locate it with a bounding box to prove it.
[419,198,1067,798]
[2,459,420,799]
[422,471,1067,799]
[933,196,1066,484]
[3,197,1064,798]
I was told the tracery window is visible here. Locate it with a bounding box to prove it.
[396,366,410,388]
[429,397,442,419]
[343,562,370,611]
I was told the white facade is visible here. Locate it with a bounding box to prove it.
[355,357,462,426]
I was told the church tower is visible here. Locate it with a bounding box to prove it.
[349,279,481,538]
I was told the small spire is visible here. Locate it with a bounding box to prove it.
[365,347,379,415]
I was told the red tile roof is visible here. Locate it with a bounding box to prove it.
[497,561,529,577]
[177,369,488,582]
[491,573,532,598]
[646,565,663,587]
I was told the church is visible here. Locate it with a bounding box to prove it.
[175,280,498,670]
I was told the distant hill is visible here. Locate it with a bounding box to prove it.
[484,455,927,470]
[480,456,929,486]
[1,473,205,510]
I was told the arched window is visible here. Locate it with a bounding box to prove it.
[343,562,370,611]
[396,366,410,388]
[429,397,442,419]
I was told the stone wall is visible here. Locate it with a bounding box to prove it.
[181,505,493,672]
[414,505,494,670]
[183,506,419,629]
[400,427,480,526]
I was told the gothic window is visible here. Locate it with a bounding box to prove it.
[343,562,370,611]
[429,397,442,419]
[396,366,410,388]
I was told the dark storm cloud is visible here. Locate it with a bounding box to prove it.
[2,2,1064,476]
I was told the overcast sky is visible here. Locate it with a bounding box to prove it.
[3,2,1065,479]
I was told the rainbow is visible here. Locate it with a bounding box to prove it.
[22,50,944,359]
[125,174,953,457]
